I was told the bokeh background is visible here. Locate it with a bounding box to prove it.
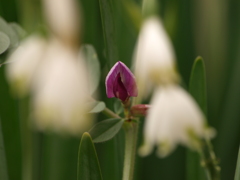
[0,0,239,180]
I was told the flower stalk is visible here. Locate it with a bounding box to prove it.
[199,139,220,180]
[102,106,139,180]
[122,121,138,180]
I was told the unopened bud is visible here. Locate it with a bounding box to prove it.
[131,104,150,117]
[105,61,138,102]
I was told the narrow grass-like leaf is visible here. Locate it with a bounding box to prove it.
[0,70,22,180]
[187,56,207,180]
[186,150,205,180]
[89,101,106,113]
[77,132,103,180]
[98,0,119,66]
[40,134,80,180]
[0,119,9,180]
[189,56,207,114]
[81,45,101,95]
[89,118,124,143]
[234,146,240,180]
[97,2,122,178]
[0,32,10,54]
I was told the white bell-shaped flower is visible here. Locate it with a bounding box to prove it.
[139,85,214,157]
[5,35,47,97]
[42,0,81,47]
[31,39,92,135]
[5,0,91,136]
[133,17,179,99]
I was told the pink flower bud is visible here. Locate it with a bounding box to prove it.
[131,104,150,117]
[105,61,138,102]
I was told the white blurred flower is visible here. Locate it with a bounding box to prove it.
[5,0,91,136]
[139,85,214,157]
[133,17,179,99]
[5,35,46,97]
[32,39,92,135]
[42,0,81,47]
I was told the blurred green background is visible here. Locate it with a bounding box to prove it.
[0,0,240,180]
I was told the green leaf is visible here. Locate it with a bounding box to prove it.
[0,17,18,48]
[0,32,10,54]
[0,70,22,180]
[114,99,123,115]
[186,150,205,180]
[40,133,80,180]
[89,118,124,143]
[77,132,103,180]
[8,23,26,41]
[81,45,101,95]
[187,56,207,180]
[0,119,9,180]
[89,101,106,113]
[189,56,207,114]
[98,0,119,66]
[234,146,240,180]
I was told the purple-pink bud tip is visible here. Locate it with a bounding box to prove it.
[105,61,138,102]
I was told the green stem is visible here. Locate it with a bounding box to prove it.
[199,139,220,180]
[102,107,120,118]
[234,146,240,180]
[122,121,138,180]
[199,148,211,180]
[102,106,138,180]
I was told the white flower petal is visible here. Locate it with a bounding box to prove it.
[5,35,47,97]
[138,142,153,157]
[42,0,81,47]
[133,17,178,100]
[141,85,212,157]
[32,40,92,135]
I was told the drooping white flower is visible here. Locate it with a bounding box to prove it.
[133,17,179,99]
[42,0,81,47]
[5,0,91,136]
[5,35,47,97]
[31,39,92,135]
[139,85,214,157]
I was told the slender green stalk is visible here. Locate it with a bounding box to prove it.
[122,122,138,180]
[199,139,221,180]
[199,148,211,180]
[102,106,138,180]
[234,146,240,180]
[102,107,120,118]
